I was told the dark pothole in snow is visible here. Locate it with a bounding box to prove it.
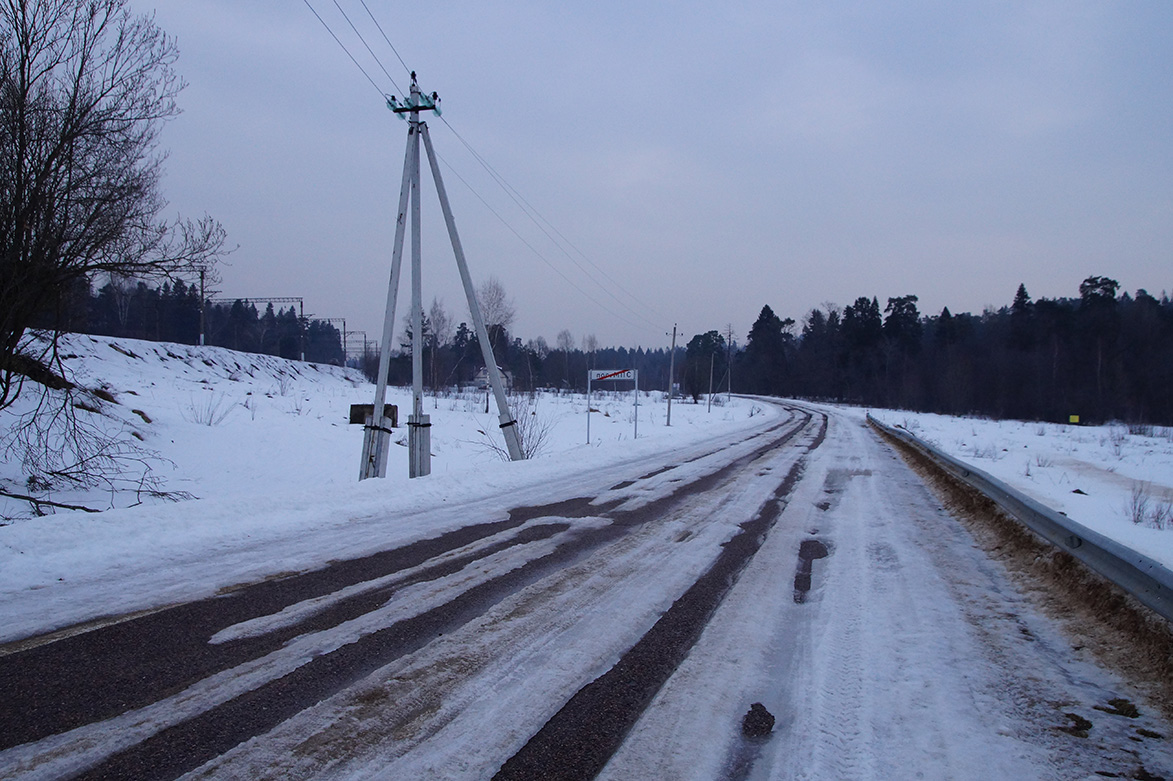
[793,539,831,604]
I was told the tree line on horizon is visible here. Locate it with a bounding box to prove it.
[35,273,1173,426]
[378,318,680,395]
[732,276,1173,426]
[36,277,687,394]
[37,277,345,365]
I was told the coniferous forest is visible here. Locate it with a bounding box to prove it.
[37,274,1173,426]
[733,277,1173,426]
[37,277,346,365]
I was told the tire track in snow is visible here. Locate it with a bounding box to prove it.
[0,418,797,755]
[0,514,578,751]
[493,411,827,781]
[806,506,869,779]
[2,410,814,780]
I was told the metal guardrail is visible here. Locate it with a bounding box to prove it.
[867,414,1173,624]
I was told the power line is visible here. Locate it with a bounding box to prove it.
[432,148,649,332]
[348,2,666,333]
[440,116,667,328]
[307,2,665,337]
[301,0,386,98]
[359,0,412,77]
[329,0,404,96]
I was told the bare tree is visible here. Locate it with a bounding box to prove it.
[108,272,136,331]
[0,0,225,506]
[556,329,574,388]
[0,0,227,412]
[582,333,598,369]
[555,329,575,353]
[427,296,451,397]
[474,275,515,347]
[428,296,452,348]
[526,336,549,360]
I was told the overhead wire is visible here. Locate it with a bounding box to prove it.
[340,3,667,333]
[498,167,669,322]
[301,0,386,99]
[430,148,650,332]
[440,116,667,327]
[329,0,404,96]
[438,117,665,331]
[303,1,666,337]
[358,0,412,78]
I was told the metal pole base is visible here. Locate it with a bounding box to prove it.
[409,414,431,478]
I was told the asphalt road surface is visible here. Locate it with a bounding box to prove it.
[1,403,1169,780]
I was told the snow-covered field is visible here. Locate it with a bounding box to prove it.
[860,406,1173,570]
[0,333,773,643]
[4,335,1173,642]
[3,335,1172,645]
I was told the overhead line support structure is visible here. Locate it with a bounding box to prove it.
[360,74,524,481]
[208,296,307,361]
[319,318,348,361]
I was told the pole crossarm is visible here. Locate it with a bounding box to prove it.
[386,71,441,118]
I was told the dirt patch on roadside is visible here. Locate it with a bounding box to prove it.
[875,426,1173,724]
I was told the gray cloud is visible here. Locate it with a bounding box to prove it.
[136,0,1173,348]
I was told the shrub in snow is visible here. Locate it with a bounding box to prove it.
[1125,482,1173,530]
[476,394,558,460]
[184,393,235,427]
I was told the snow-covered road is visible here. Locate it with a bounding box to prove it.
[605,404,1172,780]
[1,403,1169,780]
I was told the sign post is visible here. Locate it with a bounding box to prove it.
[587,369,638,443]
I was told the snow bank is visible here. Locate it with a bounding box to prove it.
[0,334,773,642]
[855,406,1173,570]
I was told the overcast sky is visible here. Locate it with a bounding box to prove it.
[132,0,1173,350]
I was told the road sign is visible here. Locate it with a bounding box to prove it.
[587,369,639,444]
[589,369,634,381]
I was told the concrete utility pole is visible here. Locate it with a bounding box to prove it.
[360,74,524,481]
[666,323,677,426]
[726,322,735,403]
[420,122,523,462]
[707,351,715,413]
[198,267,207,346]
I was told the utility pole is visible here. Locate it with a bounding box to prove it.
[666,323,677,426]
[193,261,220,348]
[198,267,207,346]
[341,329,366,367]
[360,74,524,480]
[356,332,368,371]
[298,298,306,362]
[707,351,715,413]
[726,322,734,403]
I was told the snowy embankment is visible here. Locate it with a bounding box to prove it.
[838,405,1173,570]
[0,334,774,643]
